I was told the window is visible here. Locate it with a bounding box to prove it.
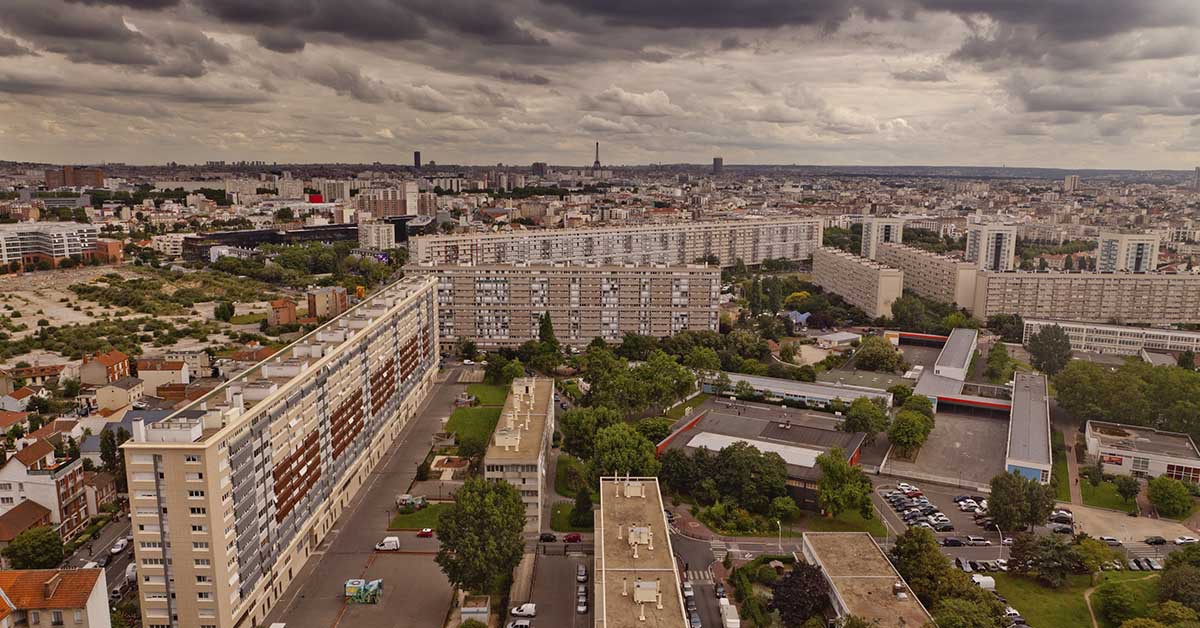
[195,559,211,566]
[185,455,201,463]
[198,592,212,600]
[1167,464,1200,484]
[31,611,39,625]
[52,611,62,626]
[196,575,210,583]
[188,490,205,499]
[0,497,12,505]
[189,507,207,515]
[1133,457,1150,472]
[191,525,207,533]
[74,610,82,624]
[0,483,10,490]
[193,542,210,550]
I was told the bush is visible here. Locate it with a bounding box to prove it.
[1148,476,1194,518]
[1096,582,1138,625]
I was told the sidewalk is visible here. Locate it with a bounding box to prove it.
[1064,439,1083,506]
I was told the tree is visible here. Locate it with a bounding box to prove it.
[435,478,525,593]
[1155,600,1199,625]
[214,301,235,322]
[683,346,721,381]
[854,336,902,372]
[842,397,889,444]
[887,384,912,407]
[1,526,63,569]
[589,423,660,479]
[889,527,953,606]
[1096,582,1138,625]
[984,342,1012,382]
[1026,324,1072,375]
[901,394,934,420]
[1114,475,1141,504]
[987,313,1025,343]
[538,312,558,351]
[770,562,829,626]
[1180,350,1197,370]
[710,441,788,514]
[499,359,525,386]
[1076,537,1119,574]
[100,429,119,473]
[1160,564,1200,612]
[570,488,593,527]
[1149,476,1194,518]
[815,448,873,519]
[888,410,932,456]
[933,598,1004,628]
[66,436,79,461]
[616,333,658,361]
[1118,621,1167,628]
[770,495,800,523]
[1063,254,1075,271]
[458,339,477,361]
[559,406,622,459]
[988,471,1056,531]
[1166,543,1200,571]
[635,418,675,445]
[61,377,81,398]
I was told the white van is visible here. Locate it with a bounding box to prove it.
[375,537,401,551]
[126,563,137,584]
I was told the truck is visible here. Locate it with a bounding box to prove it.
[719,598,741,628]
[395,494,427,509]
[374,536,401,551]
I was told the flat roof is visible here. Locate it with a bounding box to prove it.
[912,371,964,398]
[686,432,822,468]
[803,532,932,628]
[1088,421,1200,460]
[595,477,687,628]
[720,372,891,405]
[1006,373,1051,466]
[935,328,977,371]
[484,377,553,462]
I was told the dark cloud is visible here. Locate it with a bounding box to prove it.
[719,36,749,50]
[495,69,551,85]
[891,67,949,82]
[0,71,270,106]
[66,0,180,7]
[0,35,34,57]
[544,0,890,30]
[257,30,307,54]
[301,61,395,103]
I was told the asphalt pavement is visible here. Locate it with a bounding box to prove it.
[64,512,133,598]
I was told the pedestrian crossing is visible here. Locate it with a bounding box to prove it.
[684,569,714,584]
[710,540,727,562]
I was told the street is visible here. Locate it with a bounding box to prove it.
[64,512,133,599]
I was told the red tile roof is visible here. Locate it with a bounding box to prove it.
[26,420,76,441]
[231,347,277,362]
[11,440,53,469]
[0,412,28,430]
[0,500,51,542]
[89,350,129,368]
[0,569,102,610]
[7,387,34,400]
[136,359,186,372]
[3,365,65,379]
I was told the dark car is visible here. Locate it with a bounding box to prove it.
[714,584,726,598]
[97,554,111,568]
[953,495,971,502]
[564,533,583,543]
[1051,524,1073,534]
[934,522,955,532]
[1146,536,1168,545]
[942,537,964,547]
[540,533,557,542]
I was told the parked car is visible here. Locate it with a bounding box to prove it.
[682,582,694,598]
[1127,560,1142,571]
[1002,537,1014,546]
[540,533,557,542]
[110,539,128,555]
[1176,536,1198,545]
[966,536,991,546]
[97,555,111,568]
[564,533,583,543]
[577,565,588,583]
[714,583,726,598]
[1051,524,1073,534]
[416,528,434,538]
[1100,536,1122,547]
[511,603,537,617]
[375,536,402,550]
[1145,558,1163,571]
[506,621,532,628]
[957,558,973,573]
[943,537,964,547]
[577,596,588,614]
[689,611,702,628]
[1145,536,1167,545]
[934,522,955,532]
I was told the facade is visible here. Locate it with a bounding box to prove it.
[355,183,419,217]
[80,350,130,387]
[150,234,194,258]
[136,361,190,398]
[876,242,977,308]
[431,264,720,349]
[965,223,1018,271]
[482,378,555,532]
[0,223,100,268]
[44,166,104,189]
[1086,421,1200,483]
[1098,230,1159,273]
[96,377,144,411]
[801,532,933,628]
[1022,318,1200,356]
[122,276,439,628]
[970,271,1200,324]
[410,218,824,268]
[306,286,349,320]
[0,569,110,628]
[812,247,904,319]
[594,477,687,628]
[267,299,298,327]
[860,216,904,260]
[358,221,396,250]
[933,328,977,381]
[1005,373,1052,483]
[0,440,87,538]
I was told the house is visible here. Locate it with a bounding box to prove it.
[95,377,143,412]
[816,331,862,350]
[0,412,30,436]
[81,472,116,518]
[162,349,211,374]
[268,298,298,327]
[79,350,130,386]
[0,439,87,538]
[0,500,51,569]
[18,421,77,450]
[0,569,111,628]
[0,387,36,413]
[0,365,68,396]
[134,359,189,397]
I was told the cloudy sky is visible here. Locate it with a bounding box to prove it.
[2,0,1200,169]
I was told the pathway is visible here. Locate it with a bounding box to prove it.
[1083,573,1159,628]
[1064,434,1083,506]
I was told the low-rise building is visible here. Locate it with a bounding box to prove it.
[0,440,87,538]
[0,568,111,628]
[801,532,933,627]
[933,328,977,381]
[1022,318,1200,356]
[1086,421,1200,482]
[702,372,892,409]
[0,500,52,568]
[307,286,349,319]
[812,247,904,319]
[0,387,35,413]
[96,377,143,411]
[268,298,298,327]
[483,378,555,532]
[1005,373,1052,483]
[135,360,189,397]
[79,350,130,386]
[81,471,117,518]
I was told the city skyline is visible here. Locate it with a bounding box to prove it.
[1,1,1200,168]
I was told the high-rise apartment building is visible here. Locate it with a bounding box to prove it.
[1098,230,1159,272]
[411,218,823,268]
[860,216,904,260]
[971,271,1200,324]
[531,162,548,177]
[314,179,352,202]
[876,243,976,308]
[1193,167,1199,192]
[483,377,554,531]
[965,222,1018,271]
[430,265,720,348]
[123,276,439,628]
[413,151,421,169]
[355,182,419,217]
[44,166,104,189]
[1063,175,1080,193]
[357,221,396,251]
[812,248,904,319]
[712,157,723,175]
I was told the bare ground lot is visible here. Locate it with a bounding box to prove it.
[884,411,1009,488]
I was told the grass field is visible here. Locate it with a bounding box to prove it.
[389,502,450,529]
[445,407,502,444]
[665,394,710,420]
[1052,430,1071,502]
[789,510,888,537]
[1097,575,1160,628]
[230,313,267,325]
[466,383,509,406]
[554,454,595,499]
[993,571,1157,628]
[1082,480,1134,511]
[550,502,593,532]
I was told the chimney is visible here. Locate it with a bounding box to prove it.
[43,573,62,600]
[132,417,146,442]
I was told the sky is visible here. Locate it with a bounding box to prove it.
[2,0,1200,169]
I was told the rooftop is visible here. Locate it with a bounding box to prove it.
[484,377,553,462]
[817,246,902,272]
[803,532,933,628]
[0,569,102,610]
[596,477,687,628]
[1088,421,1200,460]
[0,500,51,542]
[1007,373,1051,466]
[935,328,977,372]
[0,222,98,234]
[719,372,892,405]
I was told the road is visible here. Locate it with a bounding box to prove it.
[64,512,133,598]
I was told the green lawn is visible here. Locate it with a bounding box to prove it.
[1082,480,1134,512]
[994,572,1155,628]
[791,509,887,537]
[550,502,594,532]
[445,407,502,444]
[1052,430,1071,502]
[665,394,710,420]
[466,383,509,406]
[1097,575,1160,628]
[229,313,267,325]
[554,454,595,499]
[389,502,451,529]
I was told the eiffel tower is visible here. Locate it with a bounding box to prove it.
[592,141,601,171]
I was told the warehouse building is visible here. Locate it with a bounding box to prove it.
[1086,421,1200,483]
[812,247,904,319]
[1005,373,1052,484]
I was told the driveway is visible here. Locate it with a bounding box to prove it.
[529,554,592,628]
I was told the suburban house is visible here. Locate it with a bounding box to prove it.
[0,365,69,396]
[79,350,130,386]
[0,439,88,538]
[0,388,37,413]
[0,500,52,568]
[0,412,30,436]
[135,359,190,397]
[96,377,144,412]
[0,569,111,628]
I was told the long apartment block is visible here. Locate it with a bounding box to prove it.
[1022,319,1200,356]
[410,218,823,268]
[122,276,440,628]
[971,271,1200,324]
[429,264,720,348]
[812,247,903,319]
[876,242,976,308]
[483,377,555,532]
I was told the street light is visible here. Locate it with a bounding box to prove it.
[776,520,782,552]
[995,524,1004,561]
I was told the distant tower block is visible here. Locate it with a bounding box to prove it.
[712,157,723,175]
[414,151,421,169]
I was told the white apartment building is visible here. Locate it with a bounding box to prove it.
[876,243,976,308]
[1098,230,1159,272]
[965,223,1018,271]
[410,218,823,268]
[482,377,555,532]
[812,247,904,319]
[971,271,1200,324]
[357,221,395,251]
[430,265,720,349]
[313,179,352,202]
[1022,319,1200,356]
[860,216,904,260]
[122,276,439,628]
[150,233,194,258]
[0,222,99,266]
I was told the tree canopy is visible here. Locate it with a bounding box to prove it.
[815,447,873,519]
[988,471,1056,531]
[1,526,63,569]
[841,396,889,444]
[589,423,661,479]
[1026,323,1072,375]
[435,478,526,593]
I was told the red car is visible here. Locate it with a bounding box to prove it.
[564,533,582,543]
[417,528,434,538]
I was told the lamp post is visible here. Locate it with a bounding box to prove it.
[776,520,782,552]
[995,524,1004,561]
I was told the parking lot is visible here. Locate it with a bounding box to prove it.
[529,554,592,628]
[883,412,1008,487]
[874,481,1000,541]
